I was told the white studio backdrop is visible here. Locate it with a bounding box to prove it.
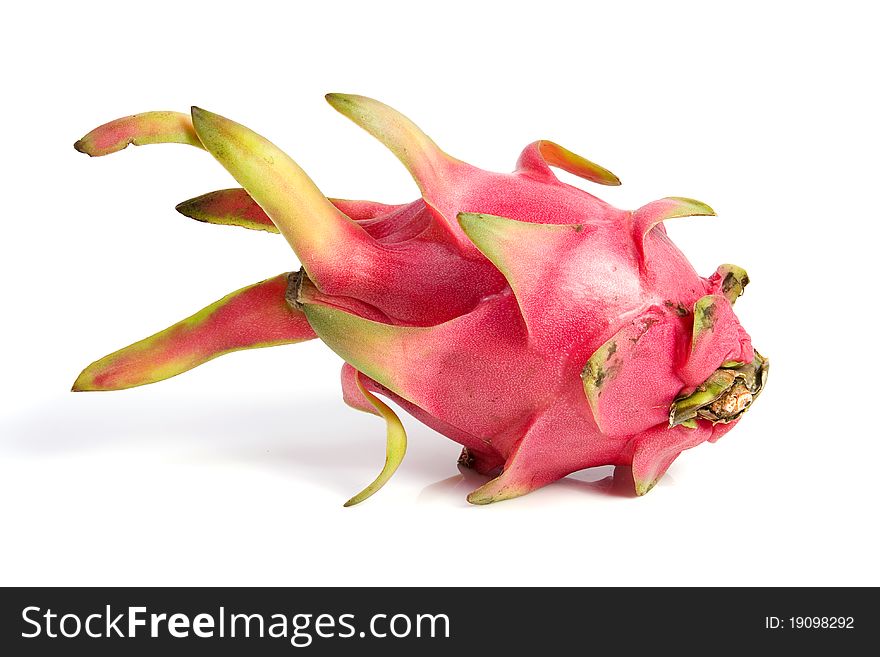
[1,1,877,586]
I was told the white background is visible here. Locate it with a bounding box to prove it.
[2,1,877,586]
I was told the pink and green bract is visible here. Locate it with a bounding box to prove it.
[72,94,768,505]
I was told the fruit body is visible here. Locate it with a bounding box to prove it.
[73,95,767,505]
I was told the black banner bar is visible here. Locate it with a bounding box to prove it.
[0,587,871,655]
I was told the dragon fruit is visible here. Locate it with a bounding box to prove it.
[72,94,767,505]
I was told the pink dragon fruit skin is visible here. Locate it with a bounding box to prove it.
[72,95,767,505]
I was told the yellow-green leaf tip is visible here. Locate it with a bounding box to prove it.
[666,197,716,217]
[343,374,407,506]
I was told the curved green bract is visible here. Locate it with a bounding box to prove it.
[691,294,718,347]
[301,302,424,395]
[344,373,408,506]
[581,338,619,434]
[73,111,202,156]
[535,140,621,186]
[457,212,578,332]
[176,188,281,233]
[717,264,750,305]
[72,274,313,391]
[634,197,716,240]
[326,93,458,192]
